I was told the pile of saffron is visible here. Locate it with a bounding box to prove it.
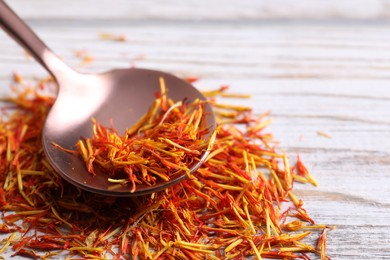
[0,75,333,259]
[74,78,212,192]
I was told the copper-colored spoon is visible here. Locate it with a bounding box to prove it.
[0,1,216,196]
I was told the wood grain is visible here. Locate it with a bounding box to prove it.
[6,0,390,20]
[1,1,390,259]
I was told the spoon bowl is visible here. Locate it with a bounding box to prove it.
[0,1,216,196]
[42,68,216,196]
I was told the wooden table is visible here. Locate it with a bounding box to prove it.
[1,1,390,259]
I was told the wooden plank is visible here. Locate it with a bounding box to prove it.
[6,0,390,20]
[2,23,390,80]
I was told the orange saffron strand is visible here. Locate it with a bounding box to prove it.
[0,75,333,259]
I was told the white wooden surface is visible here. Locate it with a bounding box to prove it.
[1,1,390,259]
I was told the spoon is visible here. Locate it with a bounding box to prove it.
[0,1,216,196]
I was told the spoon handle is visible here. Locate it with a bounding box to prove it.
[0,0,75,80]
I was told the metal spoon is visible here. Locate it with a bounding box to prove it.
[0,1,216,196]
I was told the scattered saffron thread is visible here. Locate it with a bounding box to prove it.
[0,75,334,259]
